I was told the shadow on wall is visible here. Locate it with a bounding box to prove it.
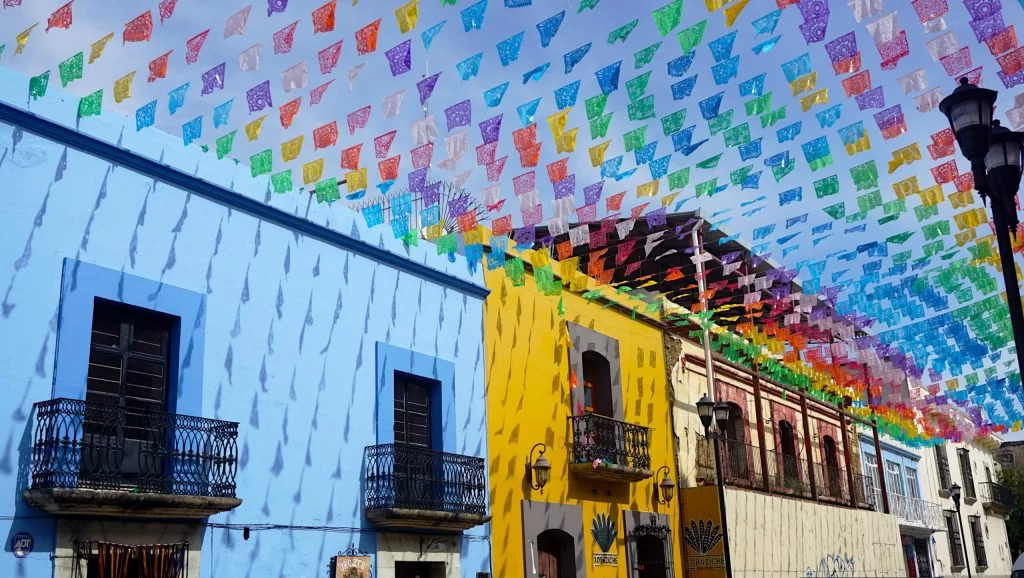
[804,554,856,578]
[4,405,56,577]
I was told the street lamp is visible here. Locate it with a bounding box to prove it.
[526,443,551,493]
[951,482,973,578]
[696,393,734,578]
[653,465,676,504]
[940,78,1024,380]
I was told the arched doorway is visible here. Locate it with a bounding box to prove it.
[779,420,798,481]
[823,435,842,497]
[723,402,749,481]
[537,529,577,578]
[636,535,667,578]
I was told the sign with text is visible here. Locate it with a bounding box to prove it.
[681,486,727,578]
[332,555,371,578]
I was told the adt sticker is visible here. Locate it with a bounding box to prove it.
[11,533,33,558]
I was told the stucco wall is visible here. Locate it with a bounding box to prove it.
[0,66,489,578]
[483,261,682,578]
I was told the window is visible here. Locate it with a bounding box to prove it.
[87,299,174,439]
[582,351,613,417]
[886,461,906,496]
[936,444,952,491]
[945,510,966,568]
[822,436,841,497]
[779,420,798,480]
[970,515,988,568]
[863,453,880,504]
[394,373,434,448]
[723,402,749,481]
[905,467,920,500]
[958,448,977,500]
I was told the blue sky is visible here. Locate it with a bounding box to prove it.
[3,0,1024,424]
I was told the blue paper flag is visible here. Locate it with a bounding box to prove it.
[812,222,833,235]
[699,92,724,120]
[634,141,657,165]
[497,32,525,66]
[182,116,202,146]
[801,135,830,162]
[595,61,622,95]
[779,187,802,206]
[671,126,695,151]
[517,97,542,126]
[764,151,789,167]
[739,74,766,97]
[777,121,802,143]
[616,168,638,181]
[485,82,510,107]
[564,43,592,73]
[555,80,581,110]
[712,56,739,85]
[136,100,157,131]
[505,0,531,6]
[742,172,762,189]
[536,11,566,47]
[752,10,782,35]
[786,213,808,228]
[213,99,234,128]
[738,138,763,161]
[816,104,842,128]
[753,224,775,240]
[782,53,811,83]
[753,36,780,55]
[671,75,697,100]
[649,154,671,180]
[422,20,447,50]
[362,204,384,228]
[776,232,799,245]
[667,52,695,77]
[601,156,623,179]
[457,53,484,80]
[522,62,550,84]
[168,82,190,115]
[708,31,738,63]
[460,0,489,32]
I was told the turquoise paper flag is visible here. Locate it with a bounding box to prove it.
[457,52,484,80]
[752,10,781,35]
[536,11,565,47]
[213,99,234,128]
[522,62,550,84]
[517,98,541,126]
[484,82,510,107]
[182,116,203,146]
[708,30,737,63]
[168,82,190,115]
[496,32,525,66]
[136,100,157,131]
[555,80,581,110]
[461,0,488,32]
[421,20,447,50]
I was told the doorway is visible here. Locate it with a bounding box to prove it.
[395,561,446,578]
[636,535,667,578]
[537,529,576,578]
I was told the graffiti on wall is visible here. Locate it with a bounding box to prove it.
[805,554,856,578]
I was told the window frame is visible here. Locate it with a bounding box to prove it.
[945,509,966,568]
[936,444,952,491]
[958,447,977,500]
[969,514,987,568]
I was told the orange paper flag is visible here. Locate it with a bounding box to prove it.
[355,19,382,55]
[312,0,338,34]
[147,50,173,82]
[279,97,301,129]
[123,11,154,44]
[46,1,74,32]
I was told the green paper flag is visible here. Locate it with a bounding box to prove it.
[877,214,900,225]
[623,125,648,151]
[608,19,639,44]
[29,70,50,100]
[922,220,951,241]
[439,233,459,255]
[729,165,753,185]
[77,89,103,118]
[250,149,273,177]
[589,113,613,139]
[845,210,867,223]
[882,199,906,215]
[695,178,718,197]
[887,231,915,244]
[652,0,683,36]
[850,160,879,191]
[822,202,846,219]
[745,93,772,117]
[271,169,293,193]
[578,0,601,12]
[626,71,652,102]
[723,123,751,147]
[807,154,833,172]
[677,20,707,54]
[585,93,608,120]
[708,110,734,135]
[668,167,690,190]
[759,106,786,128]
[772,161,794,182]
[914,203,939,222]
[892,250,912,264]
[0,45,6,62]
[627,95,655,121]
[315,177,341,204]
[696,154,722,169]
[856,189,883,212]
[813,175,839,198]
[922,239,945,257]
[59,52,84,87]
[442,0,457,4]
[504,257,526,286]
[216,131,236,160]
[661,108,686,136]
[633,42,662,69]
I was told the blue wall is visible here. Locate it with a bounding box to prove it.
[859,434,923,497]
[0,66,489,578]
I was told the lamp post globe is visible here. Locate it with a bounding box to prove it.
[951,482,962,509]
[713,401,730,435]
[697,394,714,433]
[659,472,676,504]
[939,77,998,166]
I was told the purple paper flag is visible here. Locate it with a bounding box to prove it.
[267,0,287,16]
[855,85,884,110]
[385,40,412,76]
[825,32,857,63]
[201,63,226,95]
[445,100,472,131]
[246,80,273,113]
[797,0,829,20]
[514,226,536,247]
[799,16,828,43]
[479,114,502,144]
[417,72,441,105]
[583,181,604,205]
[408,167,428,193]
[553,175,576,199]
[423,181,442,206]
[964,0,1001,21]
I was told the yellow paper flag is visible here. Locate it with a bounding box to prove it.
[844,132,871,155]
[302,158,324,184]
[800,88,828,112]
[949,189,975,208]
[547,108,570,139]
[245,115,267,141]
[789,72,817,95]
[636,180,660,197]
[560,258,579,287]
[113,71,135,103]
[918,184,945,207]
[892,176,920,199]
[887,143,921,174]
[556,127,578,153]
[15,24,38,56]
[723,0,751,26]
[89,32,115,64]
[424,221,445,240]
[463,227,483,246]
[661,192,679,207]
[281,135,304,162]
[589,140,611,167]
[346,167,368,192]
[395,0,419,33]
[530,249,550,269]
[704,0,727,10]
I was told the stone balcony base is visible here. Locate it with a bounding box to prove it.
[24,488,242,518]
[366,508,490,532]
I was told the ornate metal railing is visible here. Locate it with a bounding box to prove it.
[765,446,812,498]
[812,462,850,503]
[980,481,1015,510]
[363,444,486,515]
[890,493,945,529]
[694,436,761,487]
[568,414,651,471]
[852,474,874,509]
[30,398,239,497]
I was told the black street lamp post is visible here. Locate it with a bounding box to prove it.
[951,482,973,578]
[940,78,1024,380]
[697,394,733,578]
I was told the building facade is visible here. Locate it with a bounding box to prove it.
[0,69,490,578]
[482,251,683,578]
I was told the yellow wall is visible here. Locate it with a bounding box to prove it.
[484,263,683,578]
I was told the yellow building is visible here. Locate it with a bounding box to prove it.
[483,250,683,578]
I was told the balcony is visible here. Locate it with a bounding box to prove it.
[24,398,241,518]
[568,414,653,482]
[363,444,489,532]
[865,488,945,531]
[980,482,1014,515]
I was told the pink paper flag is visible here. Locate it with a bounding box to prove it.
[347,105,371,134]
[411,143,434,169]
[309,80,334,106]
[186,29,210,64]
[476,142,498,166]
[513,171,536,195]
[46,2,73,32]
[273,21,298,54]
[224,5,252,38]
[486,157,508,182]
[159,0,178,23]
[318,40,343,74]
[374,130,397,159]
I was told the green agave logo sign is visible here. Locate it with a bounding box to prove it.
[591,513,617,553]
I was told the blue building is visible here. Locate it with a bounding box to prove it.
[0,67,491,578]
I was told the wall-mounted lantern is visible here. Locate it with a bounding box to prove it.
[526,443,551,493]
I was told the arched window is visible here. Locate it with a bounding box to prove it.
[537,529,577,578]
[823,435,841,497]
[582,351,613,417]
[723,402,749,481]
[779,420,798,480]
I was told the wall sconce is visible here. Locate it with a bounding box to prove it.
[526,443,551,493]
[653,465,675,504]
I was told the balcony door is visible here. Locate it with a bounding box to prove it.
[83,299,174,489]
[822,436,842,498]
[392,373,437,509]
[723,403,749,482]
[778,421,798,481]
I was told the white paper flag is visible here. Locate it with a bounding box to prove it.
[722,261,743,276]
[446,130,469,161]
[553,196,576,219]
[454,170,472,189]
[383,90,405,119]
[518,189,539,210]
[348,63,366,91]
[848,0,884,23]
[548,217,569,237]
[923,16,946,33]
[737,274,755,287]
[436,158,459,172]
[569,225,589,247]
[926,31,959,61]
[743,291,761,305]
[898,68,928,94]
[865,12,900,46]
[915,87,944,113]
[411,116,438,146]
[482,184,501,207]
[644,231,667,256]
[1007,107,1024,129]
[282,61,308,93]
[616,219,635,240]
[239,44,261,72]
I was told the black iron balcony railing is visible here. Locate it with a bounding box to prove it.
[30,398,239,498]
[813,462,850,504]
[765,446,812,498]
[694,436,761,487]
[568,413,651,472]
[852,473,874,509]
[980,481,1014,512]
[364,444,487,515]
